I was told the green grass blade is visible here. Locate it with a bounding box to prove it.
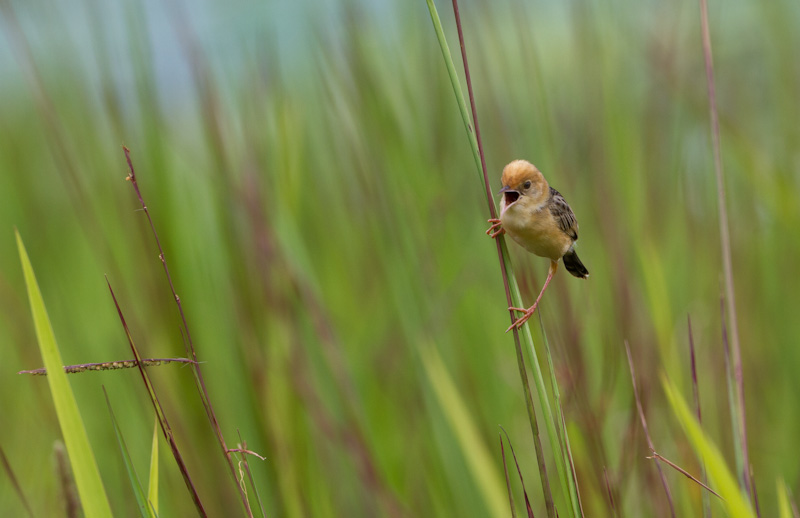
[424,0,481,178]
[777,478,792,518]
[149,418,160,516]
[419,344,507,517]
[15,230,113,518]
[104,388,155,518]
[512,263,578,517]
[661,374,755,518]
[540,319,583,516]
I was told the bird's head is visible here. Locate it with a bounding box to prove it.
[498,160,549,216]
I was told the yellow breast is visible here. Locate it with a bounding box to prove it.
[501,204,572,260]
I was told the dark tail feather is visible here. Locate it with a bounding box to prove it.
[563,249,589,279]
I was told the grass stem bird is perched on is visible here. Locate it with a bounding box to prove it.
[487,160,589,332]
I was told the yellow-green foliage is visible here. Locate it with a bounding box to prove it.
[16,232,113,517]
[1,0,798,516]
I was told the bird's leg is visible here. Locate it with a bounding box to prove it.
[486,218,505,238]
[506,260,558,332]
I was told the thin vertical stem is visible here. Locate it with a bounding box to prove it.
[0,446,34,517]
[425,1,580,515]
[106,279,207,516]
[688,316,712,518]
[123,147,252,516]
[625,341,675,518]
[499,435,518,518]
[449,2,555,515]
[697,0,751,498]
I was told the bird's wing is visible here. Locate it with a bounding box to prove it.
[548,187,579,240]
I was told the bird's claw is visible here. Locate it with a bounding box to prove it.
[486,218,505,238]
[505,304,540,333]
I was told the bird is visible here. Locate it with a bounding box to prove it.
[486,160,588,332]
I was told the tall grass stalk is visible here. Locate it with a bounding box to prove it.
[697,0,751,498]
[425,1,581,516]
[106,278,207,516]
[122,148,253,516]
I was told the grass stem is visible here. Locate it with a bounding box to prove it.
[697,0,752,499]
[123,147,252,516]
[625,341,675,518]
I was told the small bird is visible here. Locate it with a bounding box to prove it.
[487,160,588,332]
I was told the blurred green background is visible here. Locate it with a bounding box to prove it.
[1,0,799,515]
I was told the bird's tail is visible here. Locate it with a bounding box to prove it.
[563,249,589,279]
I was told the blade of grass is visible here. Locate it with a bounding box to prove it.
[540,315,584,516]
[103,387,156,518]
[662,374,756,518]
[148,418,160,516]
[16,230,113,518]
[425,2,579,515]
[419,344,508,517]
[698,0,751,498]
[778,478,793,518]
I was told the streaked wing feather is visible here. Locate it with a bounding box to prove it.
[548,187,578,240]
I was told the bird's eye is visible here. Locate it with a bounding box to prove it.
[523,180,532,189]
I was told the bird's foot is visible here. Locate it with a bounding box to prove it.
[506,304,539,333]
[486,218,505,238]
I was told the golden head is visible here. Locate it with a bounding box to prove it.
[499,160,549,216]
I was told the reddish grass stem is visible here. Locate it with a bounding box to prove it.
[0,446,33,517]
[625,341,675,518]
[688,316,711,517]
[500,435,518,518]
[448,1,556,516]
[647,452,721,499]
[106,279,206,516]
[697,0,751,499]
[123,147,252,516]
[501,427,535,518]
[602,467,619,518]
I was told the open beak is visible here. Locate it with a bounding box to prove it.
[498,186,520,215]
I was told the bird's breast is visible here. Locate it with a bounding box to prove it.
[501,205,572,260]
